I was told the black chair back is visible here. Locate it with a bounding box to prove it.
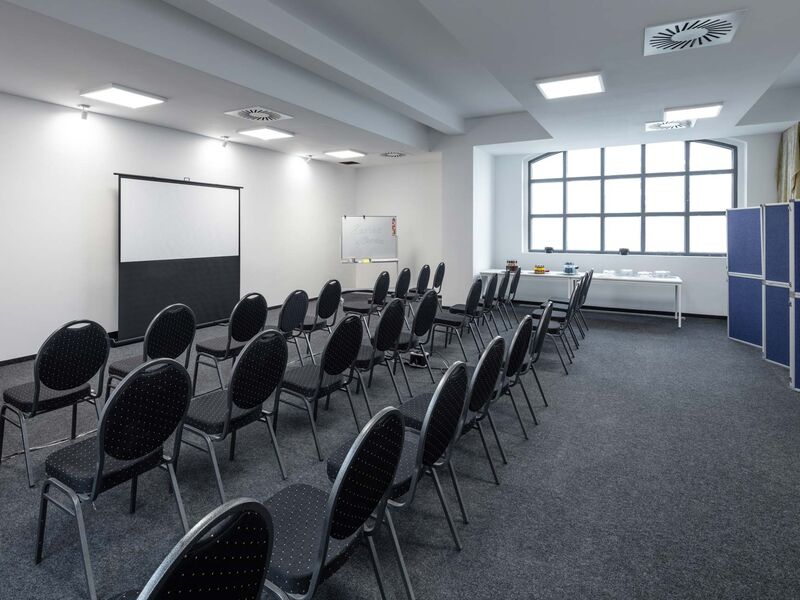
[468,337,506,413]
[508,267,522,298]
[463,278,483,316]
[373,299,405,352]
[395,268,411,300]
[415,264,431,295]
[136,498,273,599]
[144,304,196,365]
[581,270,594,306]
[419,362,469,467]
[432,262,446,291]
[482,274,498,310]
[96,359,191,497]
[34,320,109,411]
[320,315,363,376]
[372,271,391,306]
[277,290,309,334]
[531,302,553,363]
[412,290,439,338]
[327,407,404,540]
[496,270,511,302]
[506,315,533,378]
[316,279,342,320]
[229,293,268,343]
[565,280,583,323]
[230,331,288,412]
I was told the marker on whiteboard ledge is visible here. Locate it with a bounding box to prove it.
[360,258,372,264]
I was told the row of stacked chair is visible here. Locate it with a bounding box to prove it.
[0,260,597,599]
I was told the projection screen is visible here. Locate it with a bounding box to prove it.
[117,174,241,341]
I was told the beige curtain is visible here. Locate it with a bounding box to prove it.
[777,123,800,203]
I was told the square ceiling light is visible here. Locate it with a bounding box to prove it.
[239,127,294,141]
[80,84,165,108]
[664,103,723,121]
[325,150,366,159]
[535,72,605,99]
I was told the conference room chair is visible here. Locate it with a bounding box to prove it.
[274,314,367,461]
[106,303,195,397]
[432,261,446,304]
[106,498,274,600]
[343,269,391,332]
[396,290,440,386]
[406,263,431,308]
[181,330,288,502]
[297,278,342,365]
[532,280,583,374]
[549,269,594,338]
[353,298,408,403]
[493,269,512,330]
[263,406,405,600]
[450,272,500,342]
[517,301,555,408]
[497,315,537,438]
[391,266,413,324]
[0,320,110,488]
[36,359,192,600]
[192,292,267,393]
[545,274,586,349]
[504,267,523,324]
[430,277,484,362]
[277,289,310,365]
[327,362,470,557]
[400,335,507,485]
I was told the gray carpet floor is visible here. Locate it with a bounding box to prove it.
[1,309,800,599]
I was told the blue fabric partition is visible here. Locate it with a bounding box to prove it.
[728,276,762,347]
[765,285,790,366]
[727,208,762,276]
[764,204,790,283]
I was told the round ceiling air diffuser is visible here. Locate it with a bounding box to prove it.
[644,11,744,56]
[381,151,406,158]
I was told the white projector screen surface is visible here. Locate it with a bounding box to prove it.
[120,178,239,263]
[341,216,398,261]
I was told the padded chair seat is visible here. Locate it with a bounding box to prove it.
[326,431,419,499]
[195,336,246,359]
[184,389,262,435]
[355,345,385,368]
[2,382,93,414]
[397,332,418,351]
[342,300,379,314]
[45,436,162,495]
[434,311,467,327]
[298,314,328,332]
[281,365,343,397]
[108,355,144,378]
[265,483,360,595]
[398,392,432,430]
[530,317,561,333]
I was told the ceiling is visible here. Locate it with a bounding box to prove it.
[2,0,800,162]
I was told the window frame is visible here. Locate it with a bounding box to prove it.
[527,140,737,256]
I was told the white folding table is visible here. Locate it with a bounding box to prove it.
[480,269,684,328]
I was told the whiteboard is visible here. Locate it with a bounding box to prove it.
[120,178,239,263]
[341,216,398,261]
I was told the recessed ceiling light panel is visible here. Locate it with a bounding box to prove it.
[80,84,165,108]
[325,150,366,159]
[644,11,745,56]
[239,127,294,141]
[664,103,723,121]
[535,72,605,100]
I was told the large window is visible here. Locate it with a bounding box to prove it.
[527,140,736,255]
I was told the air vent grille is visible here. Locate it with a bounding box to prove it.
[644,11,744,56]
[224,106,293,122]
[645,120,695,132]
[381,151,406,158]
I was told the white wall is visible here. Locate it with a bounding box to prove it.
[0,92,357,360]
[473,147,494,275]
[492,133,782,316]
[352,160,442,288]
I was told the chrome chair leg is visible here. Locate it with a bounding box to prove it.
[430,469,462,551]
